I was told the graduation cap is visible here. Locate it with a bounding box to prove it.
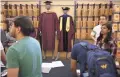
[62,7,70,10]
[44,1,52,5]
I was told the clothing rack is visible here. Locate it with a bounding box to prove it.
[75,1,114,41]
[1,1,41,29]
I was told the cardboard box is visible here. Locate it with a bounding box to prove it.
[116,50,120,64]
[117,32,120,40]
[76,29,80,39]
[82,21,87,28]
[112,23,118,31]
[113,14,120,22]
[76,20,82,29]
[114,5,120,13]
[77,6,82,17]
[117,41,120,48]
[87,28,92,39]
[80,28,87,39]
[119,23,120,31]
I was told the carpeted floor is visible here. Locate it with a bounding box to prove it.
[1,58,120,77]
[42,58,73,77]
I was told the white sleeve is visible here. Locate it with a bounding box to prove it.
[0,41,4,51]
[91,27,96,36]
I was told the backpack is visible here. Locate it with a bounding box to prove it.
[78,41,117,77]
[87,49,117,77]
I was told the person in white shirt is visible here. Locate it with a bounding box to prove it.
[91,15,108,44]
[0,41,6,65]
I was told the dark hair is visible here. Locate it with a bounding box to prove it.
[99,14,108,20]
[97,22,112,44]
[13,16,34,36]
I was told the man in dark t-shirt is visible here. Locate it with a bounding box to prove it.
[71,42,88,77]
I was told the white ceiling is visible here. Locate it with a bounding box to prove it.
[1,0,120,4]
[1,0,120,1]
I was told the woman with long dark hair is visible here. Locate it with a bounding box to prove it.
[97,22,117,58]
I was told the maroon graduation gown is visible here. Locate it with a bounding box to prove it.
[38,12,59,51]
[58,15,74,52]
